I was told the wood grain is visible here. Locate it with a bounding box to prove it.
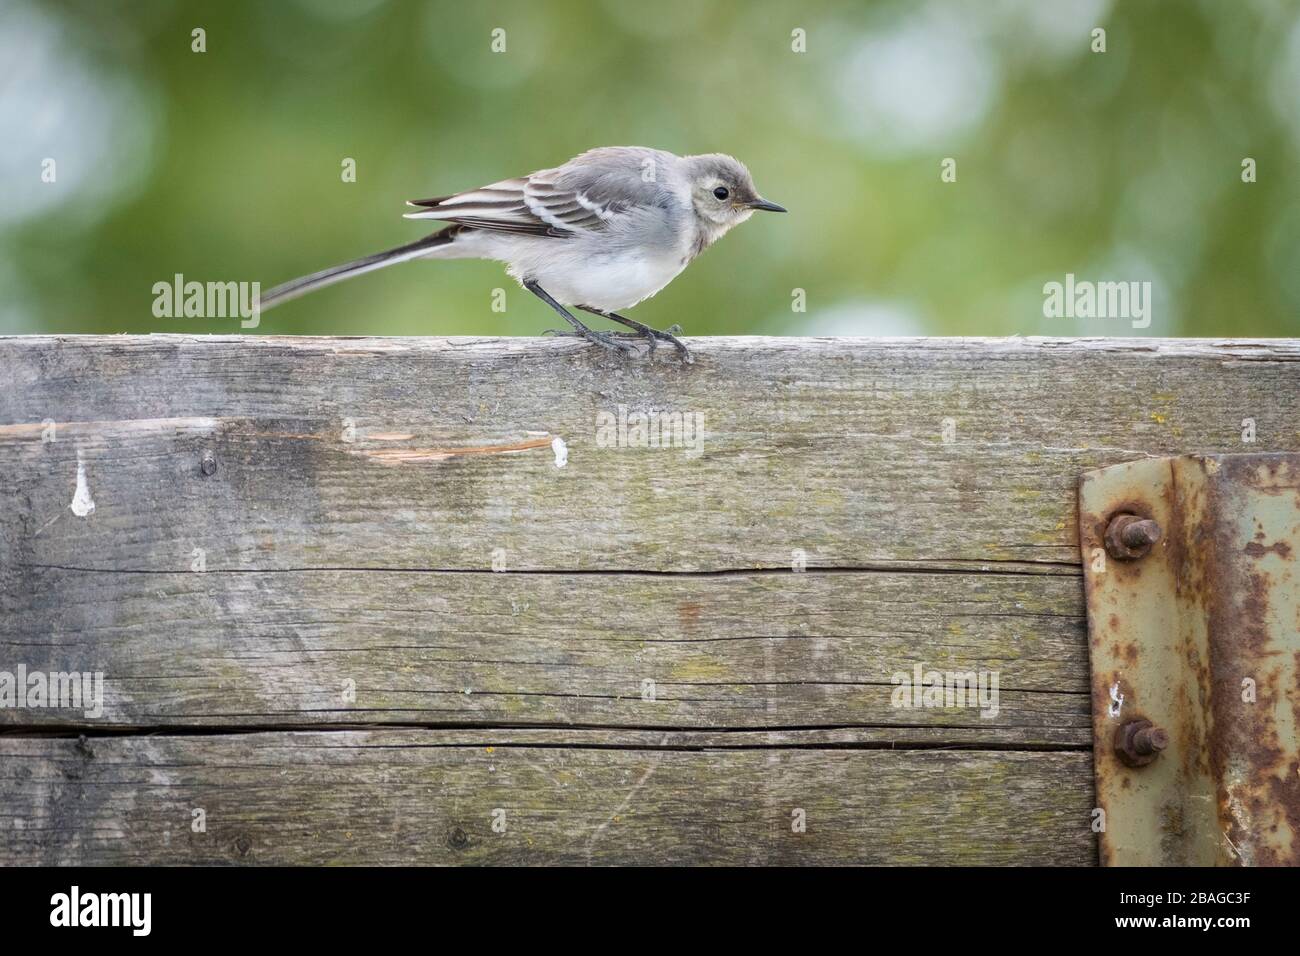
[2,564,1089,741]
[4,334,1296,864]
[3,336,1297,574]
[0,731,1095,865]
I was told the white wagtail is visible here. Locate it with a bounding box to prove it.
[260,146,786,362]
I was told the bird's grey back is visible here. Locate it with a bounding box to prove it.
[550,147,690,254]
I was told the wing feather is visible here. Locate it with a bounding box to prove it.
[404,165,643,238]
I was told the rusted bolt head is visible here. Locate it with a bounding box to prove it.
[1114,718,1169,767]
[200,450,217,476]
[1133,725,1169,754]
[1104,513,1161,560]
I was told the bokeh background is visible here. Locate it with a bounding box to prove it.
[3,0,1299,337]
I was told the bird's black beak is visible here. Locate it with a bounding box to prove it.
[749,198,787,213]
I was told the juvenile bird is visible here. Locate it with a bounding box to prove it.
[260,146,786,362]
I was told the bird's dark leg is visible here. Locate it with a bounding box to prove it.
[577,306,692,363]
[524,279,636,354]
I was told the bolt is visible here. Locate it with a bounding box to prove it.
[1104,513,1161,560]
[1114,718,1169,767]
[1132,725,1169,756]
[1120,520,1161,550]
[200,451,217,476]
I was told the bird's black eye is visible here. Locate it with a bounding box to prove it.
[713,186,729,200]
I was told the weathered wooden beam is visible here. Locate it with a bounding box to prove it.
[3,336,1296,573]
[2,335,1296,865]
[0,731,1095,865]
[2,564,1089,740]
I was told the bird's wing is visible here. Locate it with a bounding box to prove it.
[404,156,663,238]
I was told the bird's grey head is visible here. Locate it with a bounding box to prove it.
[682,154,786,232]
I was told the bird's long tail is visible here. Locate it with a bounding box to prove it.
[259,227,459,311]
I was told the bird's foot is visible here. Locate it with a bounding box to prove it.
[542,327,639,355]
[585,312,692,363]
[632,322,691,363]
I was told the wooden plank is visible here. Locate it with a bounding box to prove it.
[0,731,1096,865]
[2,336,1297,575]
[5,335,1291,864]
[1,565,1089,742]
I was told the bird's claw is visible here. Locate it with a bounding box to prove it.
[543,328,638,354]
[629,324,691,363]
[654,326,692,363]
[545,317,691,364]
[593,319,692,363]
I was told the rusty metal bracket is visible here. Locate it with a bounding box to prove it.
[1079,454,1300,866]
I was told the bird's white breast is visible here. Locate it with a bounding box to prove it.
[529,246,688,311]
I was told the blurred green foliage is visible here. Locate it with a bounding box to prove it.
[3,0,1299,337]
